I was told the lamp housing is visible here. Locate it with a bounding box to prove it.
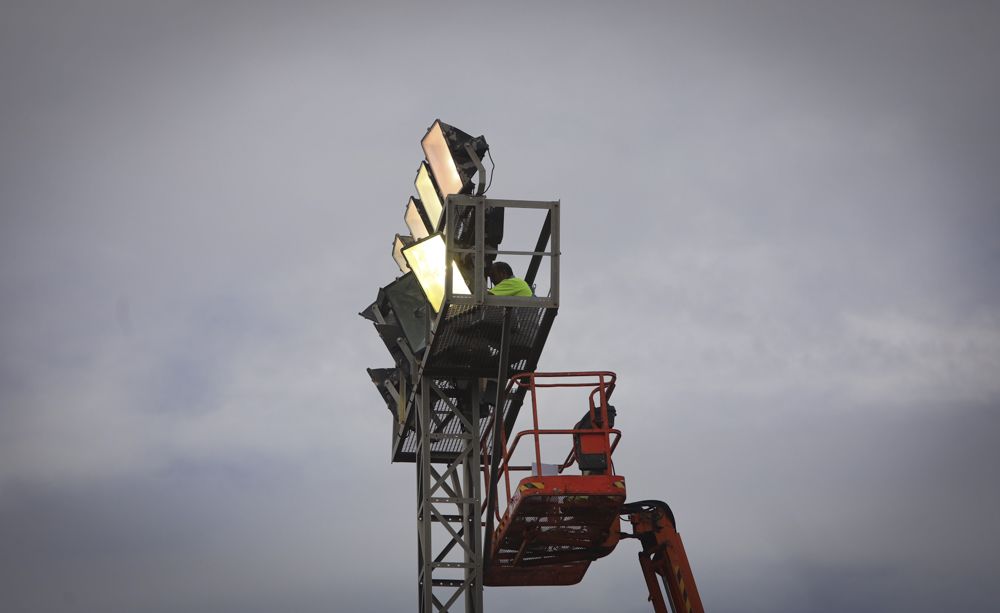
[414,163,443,232]
[402,233,471,312]
[377,272,429,355]
[420,119,489,200]
[366,367,400,417]
[392,234,414,273]
[404,197,431,240]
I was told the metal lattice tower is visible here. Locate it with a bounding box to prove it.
[415,377,483,612]
[364,182,559,611]
[363,120,707,613]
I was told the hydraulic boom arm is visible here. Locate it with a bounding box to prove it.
[622,500,706,613]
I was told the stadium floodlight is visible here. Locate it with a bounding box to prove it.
[379,272,428,355]
[402,233,471,312]
[415,163,443,232]
[421,120,489,199]
[404,197,431,240]
[392,234,414,273]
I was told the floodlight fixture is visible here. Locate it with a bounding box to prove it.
[415,163,443,232]
[358,300,377,322]
[379,272,429,355]
[392,234,414,273]
[402,233,471,312]
[366,367,399,416]
[421,119,489,199]
[404,197,431,240]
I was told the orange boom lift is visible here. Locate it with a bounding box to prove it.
[481,371,705,613]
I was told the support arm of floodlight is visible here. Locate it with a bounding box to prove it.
[367,367,400,416]
[464,141,487,196]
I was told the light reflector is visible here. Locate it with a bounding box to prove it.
[420,120,489,199]
[392,234,414,273]
[402,234,470,312]
[404,197,430,240]
[421,121,464,198]
[415,163,442,232]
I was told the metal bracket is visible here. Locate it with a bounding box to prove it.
[464,141,487,196]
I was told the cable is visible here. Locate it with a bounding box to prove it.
[483,148,496,194]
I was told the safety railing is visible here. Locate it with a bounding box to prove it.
[444,196,560,309]
[481,371,622,521]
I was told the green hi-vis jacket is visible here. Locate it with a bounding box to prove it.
[489,278,533,296]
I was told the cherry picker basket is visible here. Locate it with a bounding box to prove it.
[482,372,625,586]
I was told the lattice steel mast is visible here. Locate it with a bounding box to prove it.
[362,120,559,612]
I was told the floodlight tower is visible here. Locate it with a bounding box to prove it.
[362,120,560,613]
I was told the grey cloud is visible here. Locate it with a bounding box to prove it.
[2,1,999,612]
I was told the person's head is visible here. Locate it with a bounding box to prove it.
[489,261,515,285]
[593,404,616,426]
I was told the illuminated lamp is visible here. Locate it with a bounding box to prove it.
[392,234,414,273]
[402,233,471,312]
[414,163,443,231]
[420,120,489,199]
[405,197,431,240]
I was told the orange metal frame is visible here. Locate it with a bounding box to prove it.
[480,371,707,608]
[481,371,623,518]
[481,372,627,586]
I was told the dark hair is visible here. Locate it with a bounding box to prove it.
[491,261,514,278]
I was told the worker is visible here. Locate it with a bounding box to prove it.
[487,261,533,296]
[573,404,616,475]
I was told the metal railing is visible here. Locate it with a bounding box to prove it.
[480,371,622,521]
[444,196,560,309]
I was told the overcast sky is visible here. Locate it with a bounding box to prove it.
[2,2,999,612]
